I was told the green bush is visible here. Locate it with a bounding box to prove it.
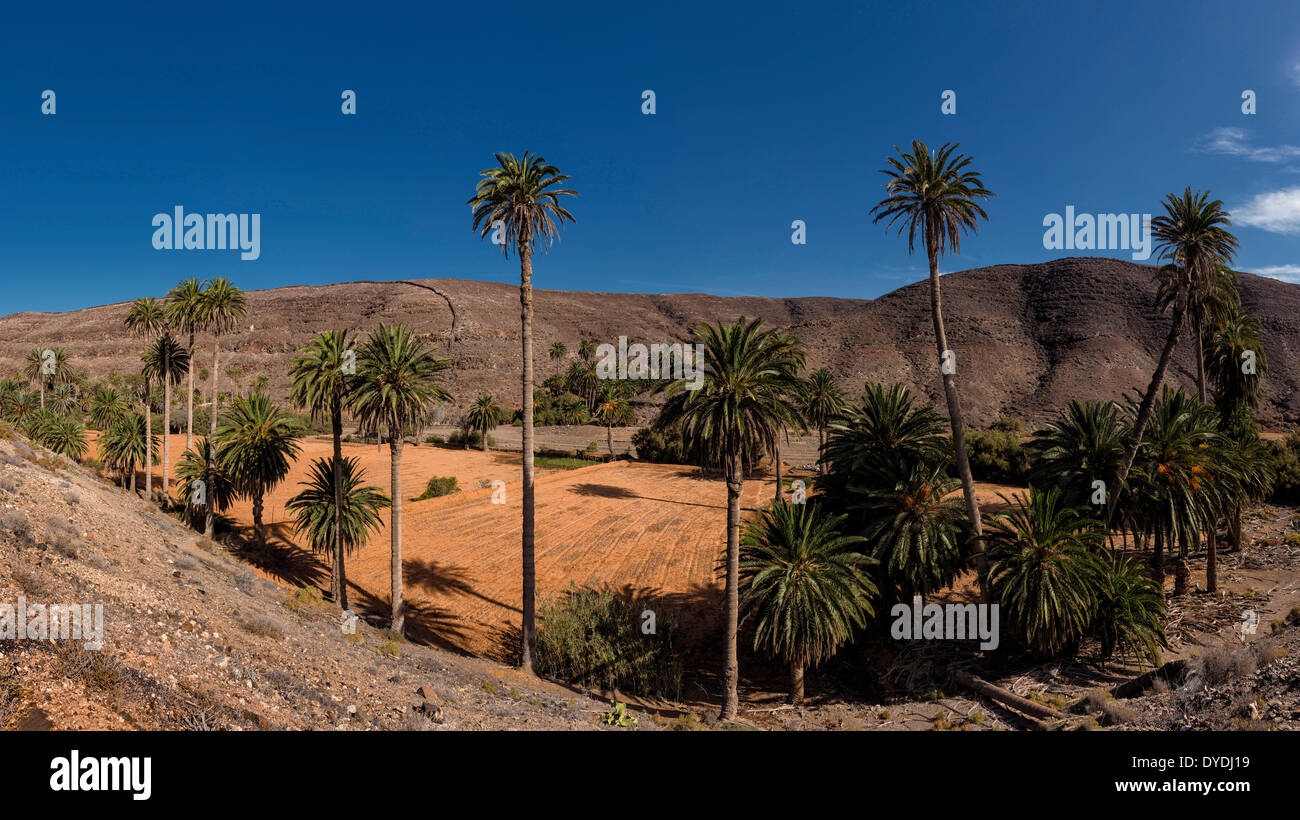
[423,434,446,445]
[413,475,460,501]
[447,429,495,448]
[535,586,682,701]
[524,390,589,427]
[632,425,691,464]
[1266,434,1300,504]
[967,428,1030,484]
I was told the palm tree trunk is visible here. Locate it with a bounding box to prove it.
[1232,505,1242,552]
[185,333,195,454]
[789,659,804,706]
[162,375,172,508]
[722,448,742,721]
[520,244,538,674]
[1153,528,1165,585]
[206,336,220,539]
[143,377,153,500]
[1195,316,1207,403]
[253,490,265,546]
[1207,527,1218,593]
[39,384,44,409]
[332,399,346,610]
[390,438,404,633]
[818,426,825,475]
[606,423,613,457]
[924,229,989,601]
[1108,280,1189,530]
[774,437,784,504]
[483,425,490,452]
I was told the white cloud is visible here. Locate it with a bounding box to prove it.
[1234,186,1300,234]
[1251,264,1300,283]
[1197,127,1300,163]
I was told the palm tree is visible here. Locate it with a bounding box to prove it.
[47,382,82,418]
[198,278,247,537]
[739,501,877,705]
[286,457,391,584]
[466,393,505,452]
[1090,553,1167,668]
[175,437,237,531]
[657,317,804,720]
[818,382,951,530]
[1160,262,1239,403]
[86,385,130,431]
[217,391,302,546]
[593,383,635,457]
[33,414,89,460]
[143,334,190,508]
[469,151,577,673]
[1108,189,1238,530]
[350,323,452,633]
[855,462,970,601]
[24,347,69,409]
[548,341,567,370]
[1029,400,1130,515]
[578,339,597,363]
[165,278,207,454]
[801,368,845,475]
[100,412,154,492]
[986,487,1103,657]
[871,141,996,600]
[767,333,806,504]
[1206,303,1271,562]
[290,330,358,609]
[125,296,168,500]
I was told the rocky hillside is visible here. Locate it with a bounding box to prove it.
[0,429,618,731]
[2,257,1297,427]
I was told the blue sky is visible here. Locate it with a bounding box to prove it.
[1,0,1298,313]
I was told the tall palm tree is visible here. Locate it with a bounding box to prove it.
[350,323,452,633]
[125,296,168,500]
[1159,262,1239,403]
[165,278,207,455]
[469,151,577,673]
[143,334,190,508]
[466,393,505,452]
[198,278,247,537]
[290,330,358,609]
[1206,303,1270,563]
[286,456,391,582]
[801,368,845,475]
[871,141,996,600]
[217,391,302,546]
[739,501,877,705]
[47,382,83,418]
[1108,189,1238,530]
[658,317,804,720]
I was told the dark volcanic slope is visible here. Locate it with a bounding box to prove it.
[1,257,1297,427]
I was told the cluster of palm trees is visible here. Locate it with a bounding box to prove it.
[640,142,1275,714]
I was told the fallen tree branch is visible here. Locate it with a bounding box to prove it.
[954,671,1065,729]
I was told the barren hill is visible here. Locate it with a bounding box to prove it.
[2,257,1297,427]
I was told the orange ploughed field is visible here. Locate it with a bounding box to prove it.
[90,433,775,659]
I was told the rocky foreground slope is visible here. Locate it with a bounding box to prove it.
[2,258,1298,427]
[0,429,615,731]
